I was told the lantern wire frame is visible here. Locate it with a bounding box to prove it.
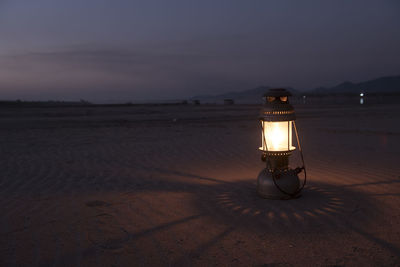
[260,120,307,197]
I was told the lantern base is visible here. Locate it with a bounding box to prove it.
[257,168,300,200]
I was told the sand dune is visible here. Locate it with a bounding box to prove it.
[0,104,399,266]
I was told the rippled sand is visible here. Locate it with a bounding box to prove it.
[0,104,399,266]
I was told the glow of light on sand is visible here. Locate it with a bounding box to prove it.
[261,121,295,151]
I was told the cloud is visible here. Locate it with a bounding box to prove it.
[0,43,260,102]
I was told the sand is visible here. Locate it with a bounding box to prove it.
[0,103,399,266]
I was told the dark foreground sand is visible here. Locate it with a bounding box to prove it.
[0,103,399,266]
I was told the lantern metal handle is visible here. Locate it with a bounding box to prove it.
[261,121,307,197]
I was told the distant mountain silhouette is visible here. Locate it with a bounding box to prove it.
[308,75,400,95]
[191,75,400,103]
[192,86,299,104]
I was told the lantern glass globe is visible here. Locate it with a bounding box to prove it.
[260,121,296,152]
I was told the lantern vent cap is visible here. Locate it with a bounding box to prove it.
[263,88,292,98]
[260,88,296,121]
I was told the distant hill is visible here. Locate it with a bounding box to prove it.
[192,86,299,104]
[308,75,400,96]
[191,75,400,103]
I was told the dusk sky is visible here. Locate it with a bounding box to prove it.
[0,0,399,102]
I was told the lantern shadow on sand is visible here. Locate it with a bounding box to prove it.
[127,166,383,234]
[193,179,381,234]
[40,166,397,266]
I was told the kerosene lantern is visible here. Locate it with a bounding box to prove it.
[257,88,306,199]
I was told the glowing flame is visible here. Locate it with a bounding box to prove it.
[261,121,295,151]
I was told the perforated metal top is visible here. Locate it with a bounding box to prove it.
[260,88,296,121]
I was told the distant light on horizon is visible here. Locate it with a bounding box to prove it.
[360,93,364,97]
